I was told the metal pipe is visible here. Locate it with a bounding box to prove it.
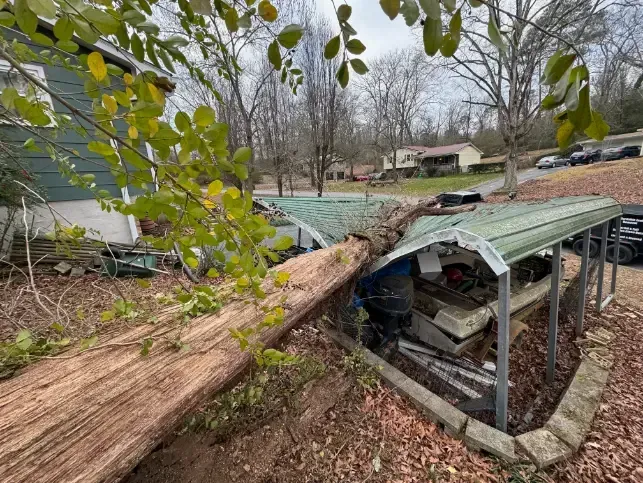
[297,227,302,247]
[576,229,591,337]
[547,242,562,384]
[611,216,621,295]
[596,221,609,312]
[496,269,511,433]
[600,293,615,311]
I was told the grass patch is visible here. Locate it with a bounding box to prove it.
[325,172,500,196]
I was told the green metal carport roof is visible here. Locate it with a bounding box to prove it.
[370,196,622,275]
[254,196,397,247]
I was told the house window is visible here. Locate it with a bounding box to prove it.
[325,171,334,180]
[405,154,412,162]
[337,171,345,180]
[0,60,54,120]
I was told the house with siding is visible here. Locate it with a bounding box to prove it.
[0,18,171,246]
[382,143,483,176]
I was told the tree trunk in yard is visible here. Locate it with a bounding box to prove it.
[0,199,474,483]
[503,137,519,191]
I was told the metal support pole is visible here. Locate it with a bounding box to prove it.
[496,269,511,433]
[610,216,621,295]
[596,222,609,312]
[546,243,561,384]
[297,227,302,247]
[576,229,591,337]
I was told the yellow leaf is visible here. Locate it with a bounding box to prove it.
[124,73,133,85]
[128,125,138,139]
[147,82,165,106]
[88,52,107,81]
[102,94,117,115]
[126,87,134,97]
[148,119,159,137]
[208,179,223,196]
[227,186,241,199]
[447,466,457,474]
[203,199,215,209]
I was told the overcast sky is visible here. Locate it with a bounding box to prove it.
[317,0,419,59]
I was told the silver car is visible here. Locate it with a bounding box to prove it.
[536,155,567,169]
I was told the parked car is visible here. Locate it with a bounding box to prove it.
[353,175,369,182]
[602,145,641,161]
[536,155,567,169]
[369,172,387,181]
[569,149,601,166]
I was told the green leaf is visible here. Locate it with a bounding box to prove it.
[101,310,115,321]
[225,7,239,32]
[324,35,341,60]
[234,163,248,180]
[56,40,79,53]
[207,268,220,278]
[584,111,610,141]
[208,179,223,196]
[72,18,100,44]
[423,17,443,56]
[16,329,33,350]
[564,73,580,111]
[380,0,400,20]
[273,235,294,251]
[450,8,462,39]
[80,335,98,351]
[350,58,369,75]
[122,9,146,26]
[541,94,563,111]
[233,146,252,163]
[131,33,145,63]
[469,0,482,6]
[336,61,349,89]
[268,40,281,70]
[439,33,458,57]
[190,0,212,15]
[53,16,74,41]
[15,0,38,35]
[140,337,153,356]
[443,0,456,12]
[541,51,576,85]
[568,84,592,132]
[113,90,131,107]
[26,0,56,20]
[346,39,366,55]
[138,21,160,36]
[0,12,15,27]
[83,8,120,35]
[556,119,575,149]
[29,32,53,46]
[487,15,506,52]
[175,112,191,132]
[278,24,304,49]
[419,0,441,20]
[136,278,151,288]
[238,13,252,29]
[337,4,352,21]
[51,322,65,333]
[88,140,116,156]
[400,0,420,26]
[193,105,216,126]
[1,87,19,109]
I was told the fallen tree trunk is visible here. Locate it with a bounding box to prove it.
[0,199,473,483]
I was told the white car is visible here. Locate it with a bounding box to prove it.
[536,156,567,168]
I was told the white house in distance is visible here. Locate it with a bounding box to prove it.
[579,128,643,151]
[382,143,484,176]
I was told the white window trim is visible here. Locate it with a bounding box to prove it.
[0,59,55,124]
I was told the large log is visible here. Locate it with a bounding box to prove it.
[0,199,473,483]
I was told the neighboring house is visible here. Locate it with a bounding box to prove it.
[0,19,171,246]
[382,143,483,175]
[579,129,643,151]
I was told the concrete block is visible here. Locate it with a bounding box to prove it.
[515,429,572,469]
[70,267,85,277]
[53,261,72,275]
[465,418,517,463]
[545,359,609,451]
[423,392,468,437]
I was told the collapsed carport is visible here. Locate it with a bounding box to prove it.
[256,195,624,432]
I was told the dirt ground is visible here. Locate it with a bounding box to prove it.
[486,157,643,205]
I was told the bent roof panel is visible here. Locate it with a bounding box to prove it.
[371,196,622,274]
[254,196,396,247]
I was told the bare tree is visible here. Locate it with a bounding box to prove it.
[450,0,612,190]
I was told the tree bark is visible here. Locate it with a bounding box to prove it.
[503,137,519,191]
[0,199,473,483]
